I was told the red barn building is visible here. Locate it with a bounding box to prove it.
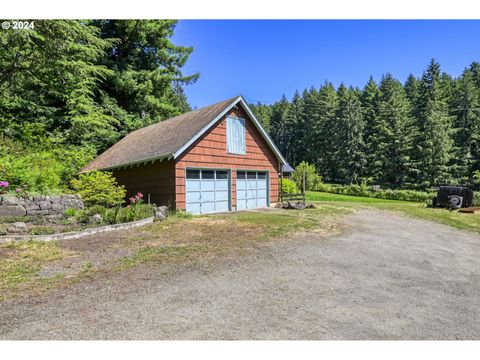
[82,96,287,214]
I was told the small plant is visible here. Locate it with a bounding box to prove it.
[0,225,7,236]
[30,226,55,235]
[70,170,126,207]
[126,192,144,222]
[63,207,78,217]
[14,184,30,199]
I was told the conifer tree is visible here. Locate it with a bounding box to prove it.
[269,95,290,159]
[374,74,417,186]
[314,82,339,181]
[360,77,381,178]
[452,67,480,181]
[415,59,454,187]
[334,85,366,183]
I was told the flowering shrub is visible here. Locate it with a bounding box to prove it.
[70,170,126,207]
[0,181,9,194]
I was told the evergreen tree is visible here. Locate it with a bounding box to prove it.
[250,101,273,133]
[314,82,339,181]
[334,84,366,183]
[0,20,114,148]
[283,91,304,166]
[269,95,290,157]
[92,20,198,145]
[360,77,381,178]
[374,74,417,187]
[451,67,480,181]
[415,59,454,187]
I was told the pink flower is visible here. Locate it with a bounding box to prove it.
[0,181,9,188]
[15,188,21,193]
[129,197,136,204]
[136,192,143,199]
[127,205,131,209]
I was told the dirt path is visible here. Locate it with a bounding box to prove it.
[1,210,479,340]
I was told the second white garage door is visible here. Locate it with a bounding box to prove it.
[236,171,268,210]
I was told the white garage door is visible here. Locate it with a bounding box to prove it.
[186,169,230,215]
[236,171,268,210]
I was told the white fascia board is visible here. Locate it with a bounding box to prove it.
[173,96,287,165]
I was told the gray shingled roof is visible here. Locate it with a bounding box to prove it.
[82,96,239,172]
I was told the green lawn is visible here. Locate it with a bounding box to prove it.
[307,191,480,234]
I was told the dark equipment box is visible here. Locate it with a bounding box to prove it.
[432,185,474,209]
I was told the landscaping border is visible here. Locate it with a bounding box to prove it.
[0,216,155,243]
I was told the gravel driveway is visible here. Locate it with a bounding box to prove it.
[1,210,479,340]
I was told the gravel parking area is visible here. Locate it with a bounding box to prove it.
[1,210,479,339]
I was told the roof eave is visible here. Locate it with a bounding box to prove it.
[80,153,173,173]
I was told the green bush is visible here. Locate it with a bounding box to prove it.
[292,162,323,191]
[314,182,434,203]
[0,225,7,236]
[281,178,299,194]
[0,139,96,193]
[70,170,126,207]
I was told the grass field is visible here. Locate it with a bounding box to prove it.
[307,191,480,234]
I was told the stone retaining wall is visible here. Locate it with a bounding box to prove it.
[0,194,84,217]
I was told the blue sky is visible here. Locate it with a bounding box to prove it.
[172,20,480,108]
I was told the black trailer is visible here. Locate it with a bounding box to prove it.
[432,185,474,209]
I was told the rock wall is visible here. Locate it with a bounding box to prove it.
[0,194,84,217]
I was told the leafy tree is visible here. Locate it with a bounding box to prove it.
[292,161,322,191]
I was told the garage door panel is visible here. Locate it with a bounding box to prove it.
[201,202,216,213]
[201,191,216,202]
[216,201,229,212]
[186,180,200,191]
[247,199,257,208]
[237,180,246,190]
[186,191,201,203]
[201,181,215,191]
[186,202,201,215]
[237,199,247,210]
[246,189,256,199]
[216,180,229,191]
[237,189,246,200]
[257,189,267,198]
[216,190,229,201]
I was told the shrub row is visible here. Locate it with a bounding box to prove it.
[314,183,435,203]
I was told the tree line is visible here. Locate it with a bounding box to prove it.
[251,59,480,189]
